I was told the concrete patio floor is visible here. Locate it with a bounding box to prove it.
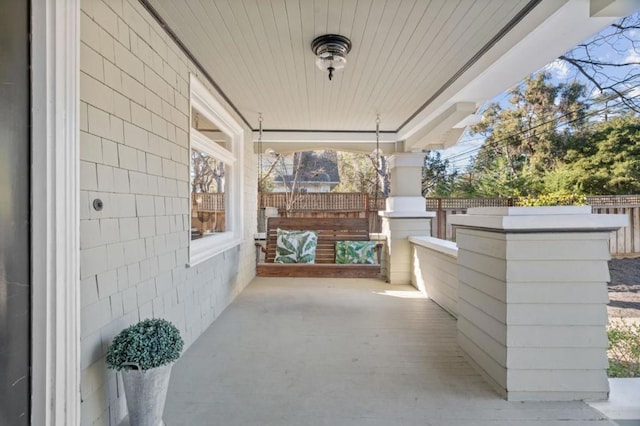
[163,277,616,425]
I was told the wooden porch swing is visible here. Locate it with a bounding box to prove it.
[255,216,382,278]
[255,115,384,279]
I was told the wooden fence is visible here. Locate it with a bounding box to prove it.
[191,193,225,235]
[192,192,225,211]
[588,196,640,255]
[259,192,386,234]
[591,205,640,255]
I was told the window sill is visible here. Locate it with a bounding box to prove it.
[188,232,241,267]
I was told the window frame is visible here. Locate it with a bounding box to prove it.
[188,74,244,266]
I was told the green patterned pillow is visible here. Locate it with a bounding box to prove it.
[335,241,377,264]
[274,229,318,264]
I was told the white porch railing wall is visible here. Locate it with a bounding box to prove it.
[409,206,628,402]
[409,237,458,318]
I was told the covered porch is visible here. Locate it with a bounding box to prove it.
[162,277,614,425]
[22,0,640,424]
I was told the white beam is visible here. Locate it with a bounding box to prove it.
[441,127,468,149]
[253,130,398,154]
[403,102,476,151]
[254,140,398,155]
[253,130,397,143]
[591,0,640,17]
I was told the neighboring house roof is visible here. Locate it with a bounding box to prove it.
[273,177,339,184]
[273,151,340,184]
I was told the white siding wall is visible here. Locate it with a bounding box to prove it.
[409,237,458,317]
[79,1,257,424]
[455,229,611,401]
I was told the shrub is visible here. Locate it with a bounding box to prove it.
[106,318,184,371]
[516,191,586,207]
[607,320,640,378]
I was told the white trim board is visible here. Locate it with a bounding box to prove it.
[188,74,246,266]
[31,0,81,424]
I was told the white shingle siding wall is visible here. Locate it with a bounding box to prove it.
[79,0,257,424]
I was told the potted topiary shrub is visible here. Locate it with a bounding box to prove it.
[106,318,184,426]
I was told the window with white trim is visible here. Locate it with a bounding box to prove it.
[189,75,244,265]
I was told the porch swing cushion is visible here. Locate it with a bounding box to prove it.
[274,229,318,263]
[335,241,377,264]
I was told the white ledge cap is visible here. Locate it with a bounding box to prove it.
[379,211,436,218]
[449,206,628,232]
[467,206,591,216]
[409,236,458,257]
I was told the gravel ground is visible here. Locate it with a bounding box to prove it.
[608,257,640,319]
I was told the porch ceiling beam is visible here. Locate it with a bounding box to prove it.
[441,127,469,150]
[252,130,398,155]
[403,102,477,152]
[590,0,640,17]
[253,141,398,155]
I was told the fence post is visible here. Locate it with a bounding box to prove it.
[437,198,444,239]
[364,193,369,220]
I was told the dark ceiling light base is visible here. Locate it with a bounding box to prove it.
[311,34,352,81]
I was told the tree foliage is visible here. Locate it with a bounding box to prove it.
[516,191,586,206]
[191,150,225,193]
[334,151,389,196]
[468,72,588,196]
[608,320,640,378]
[430,71,639,197]
[431,11,640,198]
[422,151,457,196]
[262,150,340,212]
[563,115,640,194]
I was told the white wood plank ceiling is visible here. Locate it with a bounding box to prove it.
[144,0,536,133]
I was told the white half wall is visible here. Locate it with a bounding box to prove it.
[409,236,459,318]
[450,207,628,401]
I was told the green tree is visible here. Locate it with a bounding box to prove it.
[451,167,480,197]
[422,151,457,196]
[191,150,224,193]
[334,152,373,193]
[468,72,588,196]
[334,151,389,196]
[563,115,640,194]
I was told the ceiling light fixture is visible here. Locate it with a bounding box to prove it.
[311,34,352,81]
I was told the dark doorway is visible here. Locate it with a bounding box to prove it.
[0,0,31,423]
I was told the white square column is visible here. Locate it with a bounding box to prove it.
[379,153,434,284]
[450,207,628,401]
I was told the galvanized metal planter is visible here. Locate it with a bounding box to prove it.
[121,363,173,426]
